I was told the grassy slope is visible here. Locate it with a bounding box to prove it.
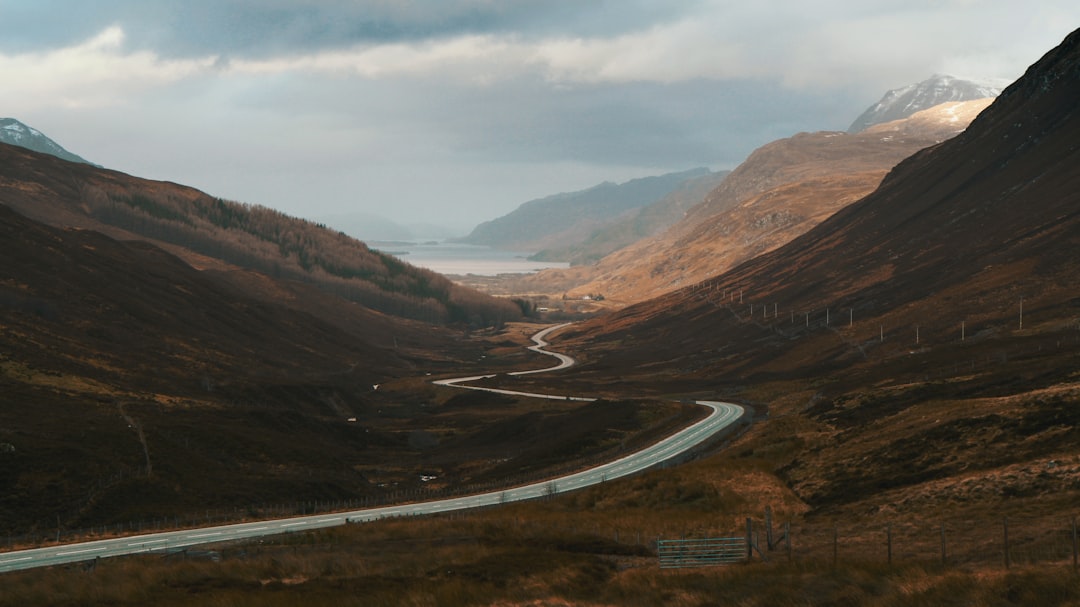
[3,30,1079,607]
[0,198,692,537]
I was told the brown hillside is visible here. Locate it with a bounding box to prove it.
[0,203,684,536]
[526,98,992,305]
[0,144,520,326]
[544,29,1080,521]
[0,202,443,533]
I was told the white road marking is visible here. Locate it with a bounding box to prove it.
[126,539,169,546]
[56,547,107,556]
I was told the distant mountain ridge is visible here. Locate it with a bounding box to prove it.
[0,117,95,165]
[459,168,715,252]
[523,98,993,304]
[847,74,1004,133]
[529,169,729,265]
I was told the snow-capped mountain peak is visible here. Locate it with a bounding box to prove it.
[0,118,95,165]
[847,74,1006,133]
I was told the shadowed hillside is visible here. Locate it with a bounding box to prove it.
[0,202,430,533]
[0,203,692,535]
[0,143,520,327]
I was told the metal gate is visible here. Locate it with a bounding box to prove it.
[657,537,746,568]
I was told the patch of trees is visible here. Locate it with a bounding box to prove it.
[512,298,538,317]
[78,183,520,327]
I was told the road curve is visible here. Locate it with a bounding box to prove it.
[433,323,589,401]
[0,324,744,573]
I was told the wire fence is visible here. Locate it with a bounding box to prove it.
[376,510,1080,573]
[738,513,1080,571]
[387,510,1080,573]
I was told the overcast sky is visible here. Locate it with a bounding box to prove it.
[2,2,1077,236]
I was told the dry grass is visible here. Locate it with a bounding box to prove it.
[7,340,1077,605]
[4,404,1079,606]
[5,513,1080,607]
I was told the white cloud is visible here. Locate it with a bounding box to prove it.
[228,34,530,85]
[7,4,1074,116]
[220,19,758,86]
[0,25,217,110]
[217,4,1076,92]
[532,20,750,84]
[6,4,1080,234]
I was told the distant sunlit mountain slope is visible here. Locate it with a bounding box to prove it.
[533,97,992,305]
[554,28,1080,521]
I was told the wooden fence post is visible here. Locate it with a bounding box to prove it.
[940,523,947,566]
[833,526,838,568]
[887,524,892,565]
[785,522,792,562]
[1072,517,1077,571]
[1004,517,1011,569]
[746,518,753,561]
[765,506,774,550]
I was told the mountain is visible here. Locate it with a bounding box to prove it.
[318,210,416,242]
[554,28,1080,519]
[0,117,95,165]
[524,98,992,305]
[320,212,466,243]
[847,74,1004,133]
[0,199,480,533]
[528,169,729,265]
[459,168,715,252]
[0,141,521,327]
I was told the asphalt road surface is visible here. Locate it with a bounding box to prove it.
[0,324,744,573]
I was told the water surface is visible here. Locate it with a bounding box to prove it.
[375,241,569,276]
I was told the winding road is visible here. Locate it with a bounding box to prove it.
[0,324,745,573]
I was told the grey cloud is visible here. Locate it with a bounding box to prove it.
[0,0,700,58]
[9,1,1079,234]
[275,75,863,169]
[201,67,866,182]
